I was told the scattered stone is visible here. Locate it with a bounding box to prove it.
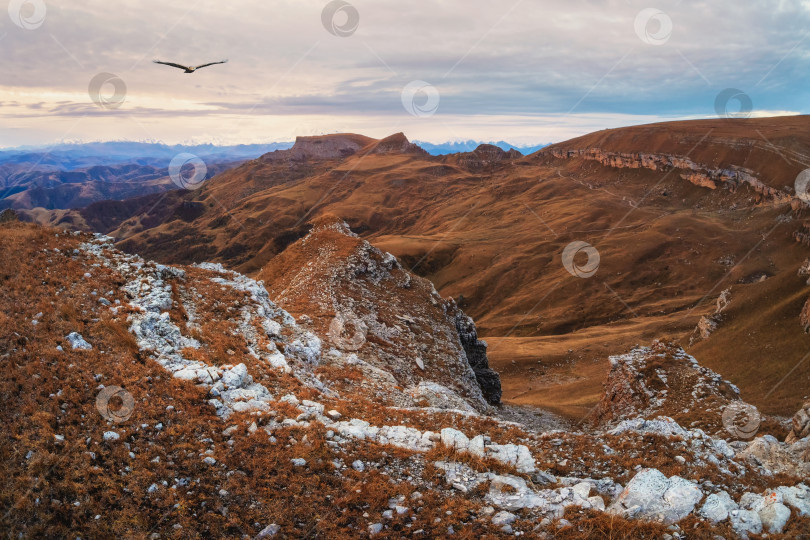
[255,523,281,538]
[491,511,516,527]
[66,332,92,350]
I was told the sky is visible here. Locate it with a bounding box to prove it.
[0,0,808,147]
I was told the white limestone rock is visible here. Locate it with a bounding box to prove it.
[440,428,470,451]
[608,468,702,525]
[776,484,810,516]
[699,491,737,523]
[66,332,92,350]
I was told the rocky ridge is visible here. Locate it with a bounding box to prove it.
[590,341,742,435]
[75,230,810,537]
[547,147,794,205]
[259,215,501,410]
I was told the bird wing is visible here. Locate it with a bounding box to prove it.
[192,59,228,70]
[153,60,191,70]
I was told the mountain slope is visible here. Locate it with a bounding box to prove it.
[26,118,810,422]
[3,220,810,538]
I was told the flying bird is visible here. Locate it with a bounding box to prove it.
[152,59,228,73]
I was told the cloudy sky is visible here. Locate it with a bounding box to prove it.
[1,0,808,147]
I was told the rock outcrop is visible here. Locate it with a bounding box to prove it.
[547,147,794,204]
[261,133,375,162]
[261,133,426,162]
[785,400,810,443]
[0,208,19,222]
[453,312,501,404]
[451,144,523,171]
[364,132,428,156]
[690,288,731,344]
[589,341,742,435]
[258,214,501,410]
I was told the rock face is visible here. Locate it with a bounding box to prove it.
[261,133,426,162]
[785,400,810,443]
[589,341,741,434]
[547,147,793,204]
[451,144,522,171]
[264,133,376,161]
[453,312,501,404]
[258,214,500,411]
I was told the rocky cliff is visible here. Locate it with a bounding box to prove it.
[261,133,426,162]
[258,214,500,409]
[546,147,794,204]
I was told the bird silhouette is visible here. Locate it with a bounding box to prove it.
[152,59,228,73]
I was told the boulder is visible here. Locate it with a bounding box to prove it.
[608,468,702,525]
[491,511,516,527]
[730,509,762,536]
[776,484,810,516]
[440,428,470,451]
[699,491,737,522]
[66,332,92,350]
[745,490,791,534]
[221,363,251,389]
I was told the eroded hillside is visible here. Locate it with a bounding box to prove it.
[2,220,810,538]
[29,118,810,423]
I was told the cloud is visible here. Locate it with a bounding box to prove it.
[0,0,807,145]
